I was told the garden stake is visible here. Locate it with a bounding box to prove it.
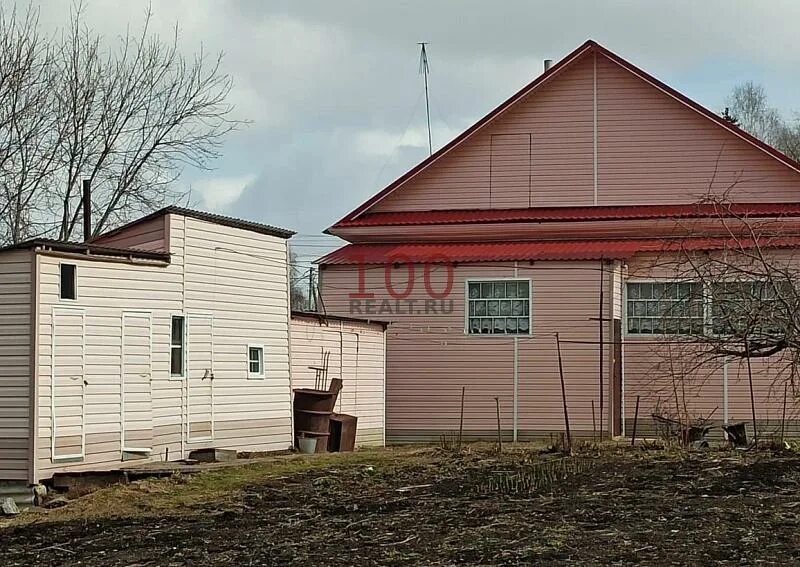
[781,382,788,445]
[556,333,572,454]
[631,395,640,447]
[458,386,466,450]
[745,341,758,444]
[495,396,502,453]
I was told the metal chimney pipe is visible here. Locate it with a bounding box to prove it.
[82,179,91,241]
[544,59,553,72]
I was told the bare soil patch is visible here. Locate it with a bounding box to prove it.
[3,445,800,566]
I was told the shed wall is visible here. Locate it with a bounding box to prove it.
[290,316,385,446]
[91,216,168,251]
[32,214,292,480]
[0,250,33,481]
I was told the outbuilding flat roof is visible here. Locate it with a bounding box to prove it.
[0,238,171,261]
[92,205,295,243]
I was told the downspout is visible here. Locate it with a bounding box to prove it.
[513,261,519,442]
[723,357,729,423]
[382,325,387,446]
[607,260,616,436]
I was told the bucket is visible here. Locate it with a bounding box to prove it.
[298,436,317,454]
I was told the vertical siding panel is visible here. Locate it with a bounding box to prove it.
[596,54,800,205]
[371,56,595,212]
[0,250,32,480]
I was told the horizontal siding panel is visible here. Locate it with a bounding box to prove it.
[0,249,32,480]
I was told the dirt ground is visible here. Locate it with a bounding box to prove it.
[3,444,800,566]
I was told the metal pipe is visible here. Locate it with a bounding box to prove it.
[722,357,729,423]
[556,332,572,454]
[82,179,91,241]
[544,59,553,72]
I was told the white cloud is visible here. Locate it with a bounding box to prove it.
[191,174,256,210]
[354,124,465,158]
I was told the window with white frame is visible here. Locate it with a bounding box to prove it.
[248,345,264,377]
[170,316,185,376]
[626,282,704,335]
[466,280,531,335]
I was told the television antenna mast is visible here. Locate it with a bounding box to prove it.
[418,42,432,156]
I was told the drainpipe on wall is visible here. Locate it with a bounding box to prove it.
[513,262,519,442]
[723,357,729,423]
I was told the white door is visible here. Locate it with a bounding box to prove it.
[122,312,153,452]
[187,314,214,442]
[51,308,85,460]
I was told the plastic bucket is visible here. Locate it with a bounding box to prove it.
[298,437,317,454]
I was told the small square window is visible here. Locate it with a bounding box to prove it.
[248,346,264,378]
[60,264,76,300]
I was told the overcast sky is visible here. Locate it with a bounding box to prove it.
[36,0,800,264]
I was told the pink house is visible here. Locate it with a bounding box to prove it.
[317,40,800,442]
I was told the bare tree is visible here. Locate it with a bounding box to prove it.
[288,245,309,311]
[0,5,60,243]
[628,195,800,440]
[727,81,800,161]
[0,3,240,245]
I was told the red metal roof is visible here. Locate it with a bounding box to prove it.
[331,40,800,227]
[332,203,800,228]
[318,237,800,265]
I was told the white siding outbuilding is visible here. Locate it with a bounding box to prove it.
[0,207,385,486]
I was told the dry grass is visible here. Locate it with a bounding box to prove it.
[6,446,436,527]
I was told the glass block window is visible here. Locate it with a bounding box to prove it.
[467,280,531,335]
[626,282,703,335]
[711,281,788,337]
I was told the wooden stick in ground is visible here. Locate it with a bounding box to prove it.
[495,396,502,453]
[781,382,788,445]
[631,395,640,447]
[555,332,572,454]
[745,342,758,445]
[458,386,466,450]
[592,399,597,443]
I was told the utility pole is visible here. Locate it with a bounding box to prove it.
[419,42,432,156]
[307,267,315,312]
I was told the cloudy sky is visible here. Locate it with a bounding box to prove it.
[37,0,800,264]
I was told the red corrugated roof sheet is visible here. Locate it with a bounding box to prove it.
[332,203,800,228]
[318,237,800,265]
